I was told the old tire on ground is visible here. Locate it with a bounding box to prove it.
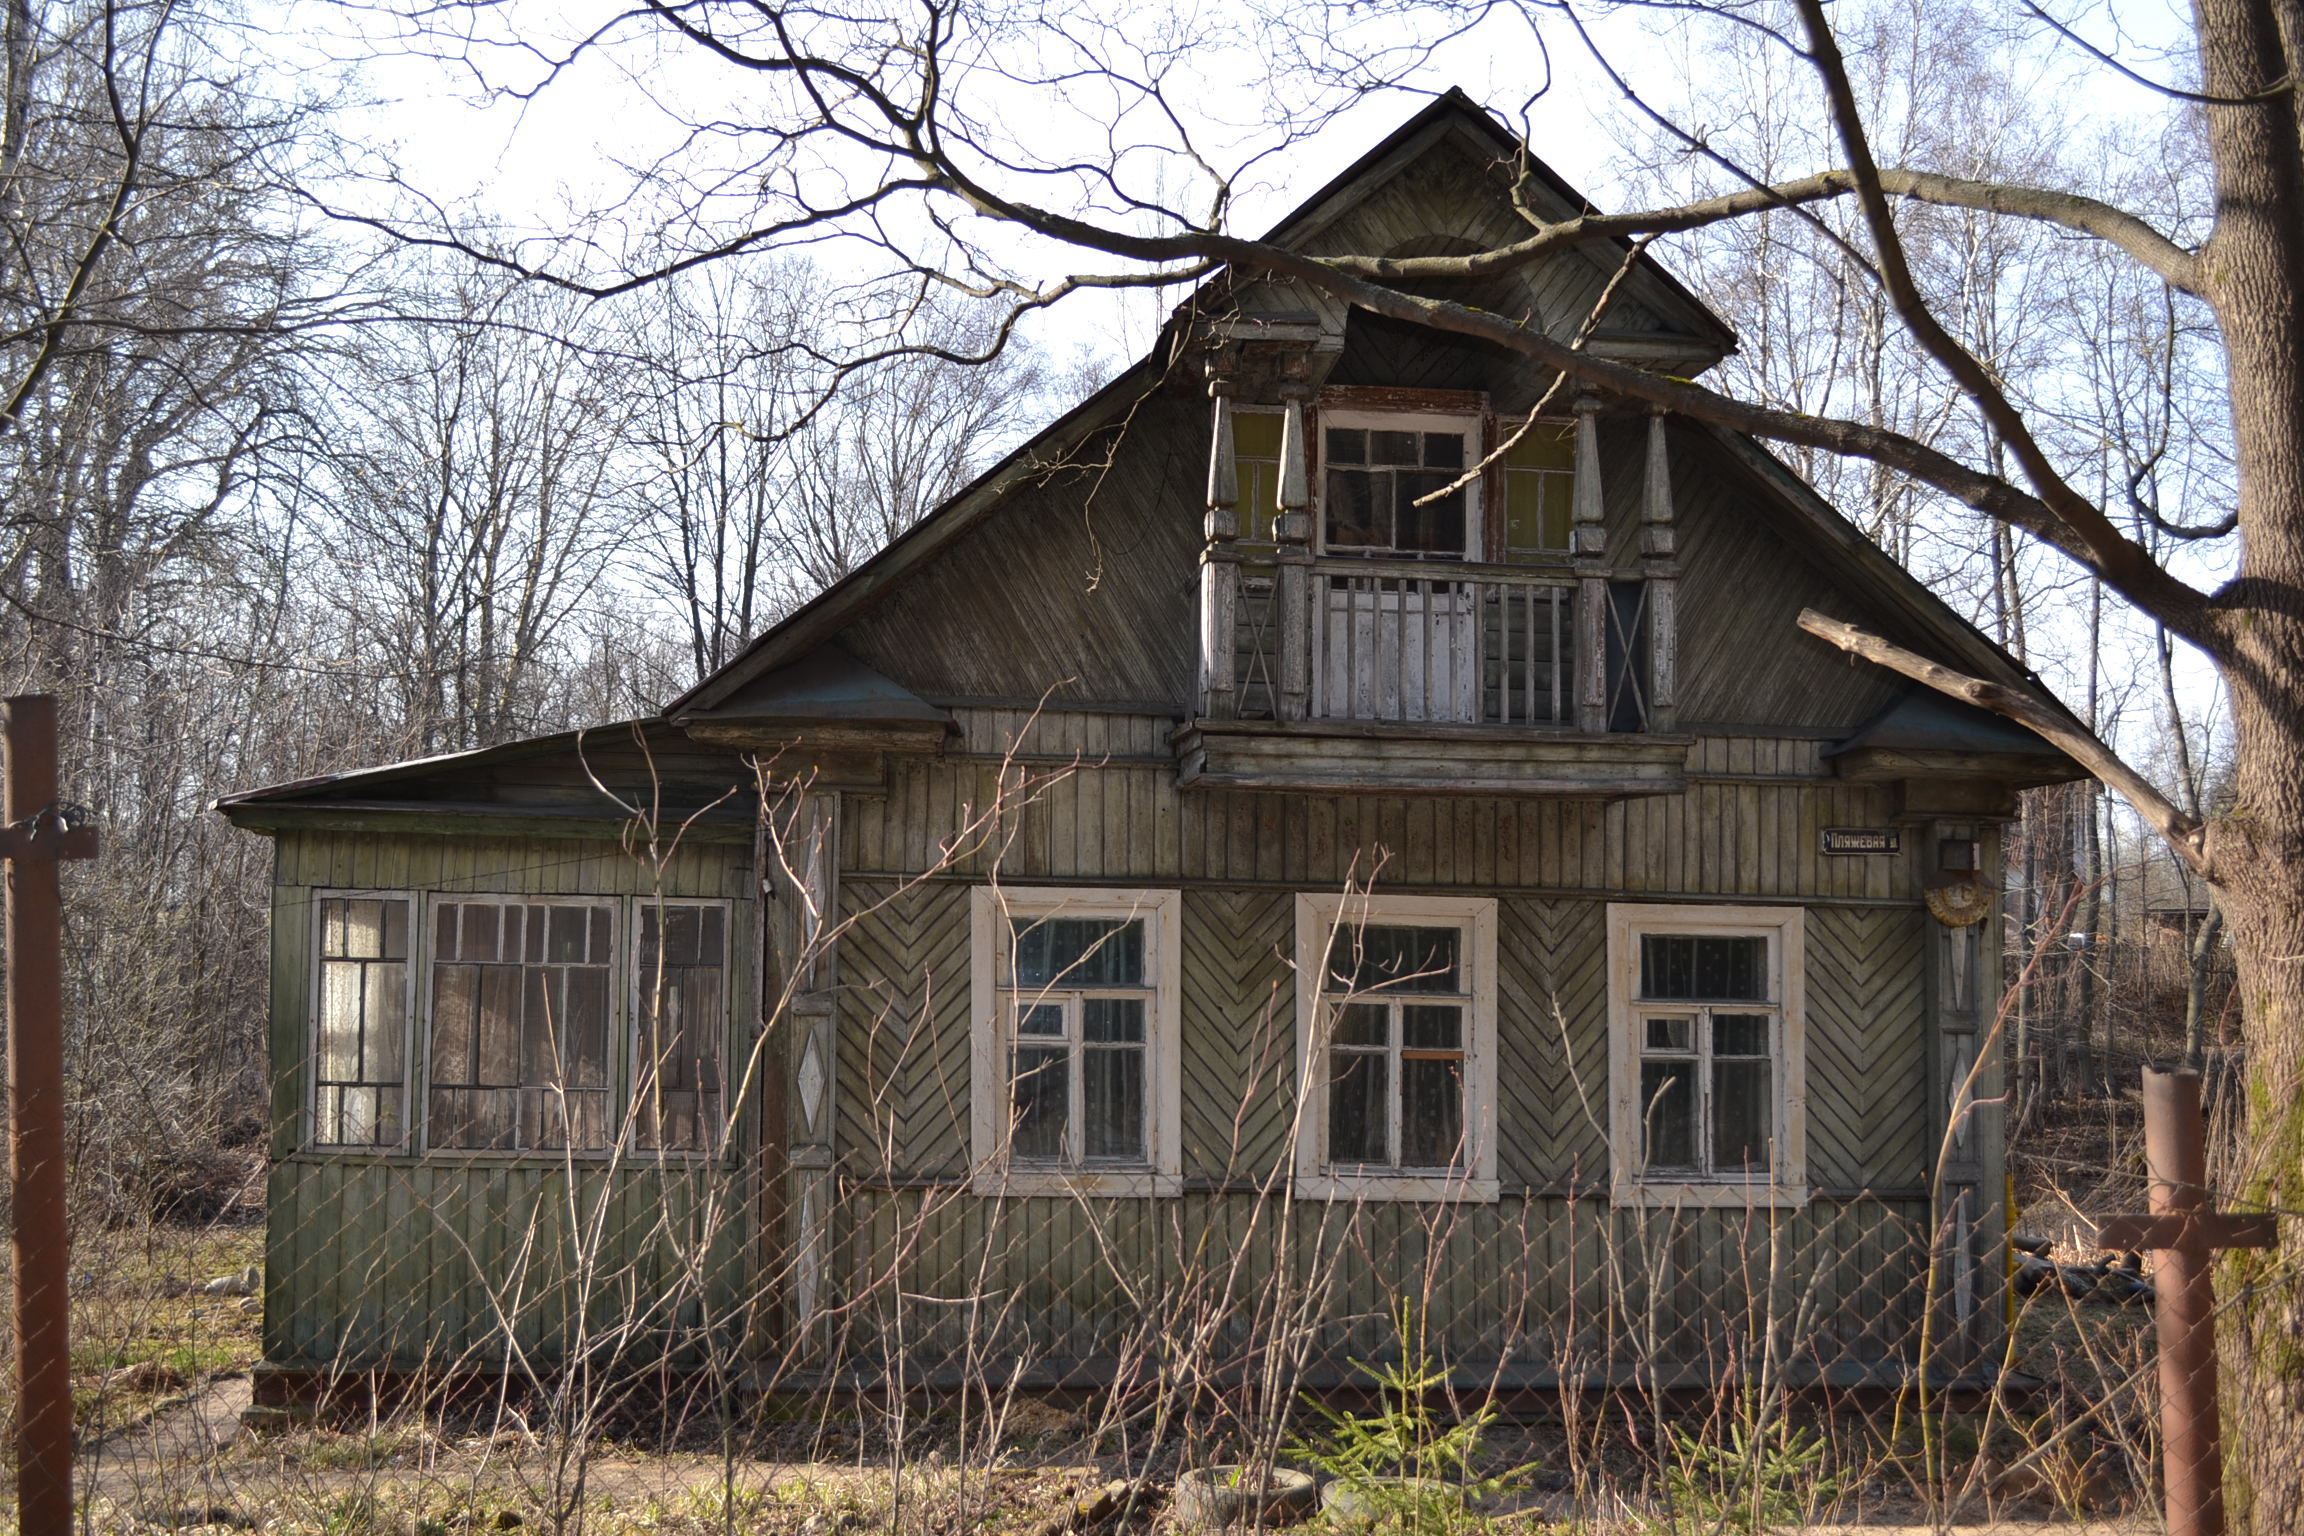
[1170,1467,1318,1528]
[1320,1477,1459,1527]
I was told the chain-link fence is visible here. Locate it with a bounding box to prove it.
[46,1114,2298,1535]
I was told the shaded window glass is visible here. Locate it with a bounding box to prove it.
[1645,1016,1691,1052]
[1639,934,1767,1001]
[1324,466,1385,547]
[1012,916,1143,988]
[1640,1061,1696,1170]
[635,902,728,1154]
[1326,925,1461,993]
[1712,1059,1772,1173]
[428,900,614,1153]
[1395,474,1466,553]
[1083,997,1144,1043]
[1333,1002,1388,1047]
[1011,1047,1069,1161]
[1328,1051,1389,1164]
[1399,1057,1465,1168]
[314,896,411,1148]
[1082,1046,1145,1161]
[1326,427,1367,464]
[1402,1005,1461,1051]
[1322,425,1473,557]
[1713,1014,1770,1057]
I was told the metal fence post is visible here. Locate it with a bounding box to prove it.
[6,695,82,1536]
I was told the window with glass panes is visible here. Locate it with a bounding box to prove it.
[1322,424,1473,557]
[1318,923,1472,1171]
[1233,410,1284,543]
[1633,933,1778,1178]
[1001,913,1153,1166]
[312,895,412,1147]
[428,899,616,1153]
[1501,422,1575,558]
[633,902,727,1154]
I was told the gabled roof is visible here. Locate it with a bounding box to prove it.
[669,91,2072,742]
[669,91,1741,717]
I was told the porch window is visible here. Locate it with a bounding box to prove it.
[427,898,617,1154]
[969,887,1183,1195]
[1234,408,1284,543]
[1606,905,1808,1206]
[1294,893,1499,1201]
[1501,421,1575,559]
[311,893,413,1148]
[1321,416,1478,558]
[632,901,728,1155]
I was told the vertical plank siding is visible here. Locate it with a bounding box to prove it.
[266,831,759,1371]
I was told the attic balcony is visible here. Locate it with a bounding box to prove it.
[1176,552,1690,796]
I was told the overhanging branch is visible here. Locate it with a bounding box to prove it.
[1796,609,2210,876]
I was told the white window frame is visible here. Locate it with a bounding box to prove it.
[1315,410,1486,560]
[419,893,625,1159]
[626,895,735,1161]
[1294,892,1500,1202]
[307,888,420,1153]
[1606,903,1808,1208]
[969,885,1184,1197]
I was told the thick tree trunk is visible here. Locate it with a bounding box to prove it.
[2188,0,2304,1520]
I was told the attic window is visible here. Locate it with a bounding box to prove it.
[1234,409,1284,543]
[1502,422,1575,558]
[1321,415,1476,558]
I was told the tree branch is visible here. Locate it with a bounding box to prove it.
[1321,167,2200,296]
[1796,608,2210,875]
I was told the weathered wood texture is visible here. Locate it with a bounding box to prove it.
[821,1191,1930,1375]
[841,716,1922,904]
[264,831,760,1370]
[833,878,1925,1194]
[830,395,1205,707]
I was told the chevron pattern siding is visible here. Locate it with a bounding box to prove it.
[1179,888,1296,1177]
[838,879,973,1178]
[1496,898,1611,1188]
[1805,905,1930,1190]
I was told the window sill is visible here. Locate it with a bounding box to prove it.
[1294,1172,1500,1204]
[971,1168,1182,1199]
[1610,1180,1811,1210]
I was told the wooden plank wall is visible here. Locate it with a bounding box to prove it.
[822,1192,1931,1376]
[841,712,1921,906]
[818,710,1936,1372]
[265,831,759,1370]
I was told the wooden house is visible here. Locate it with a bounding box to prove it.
[218,93,2086,1400]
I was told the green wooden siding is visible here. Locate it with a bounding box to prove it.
[265,830,759,1370]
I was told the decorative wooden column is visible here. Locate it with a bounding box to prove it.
[762,780,840,1353]
[1200,375,1241,720]
[1642,408,1679,733]
[1273,370,1314,723]
[1572,393,1609,733]
[1921,820,2005,1371]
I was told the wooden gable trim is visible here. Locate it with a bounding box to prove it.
[1697,423,2068,699]
[664,355,1170,715]
[1257,92,1736,356]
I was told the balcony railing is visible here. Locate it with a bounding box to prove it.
[1208,555,1655,732]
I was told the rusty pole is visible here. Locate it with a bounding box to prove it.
[6,695,73,1535]
[2145,1067,2223,1536]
